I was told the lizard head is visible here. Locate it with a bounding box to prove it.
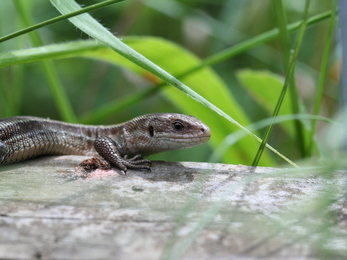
[127,113,211,157]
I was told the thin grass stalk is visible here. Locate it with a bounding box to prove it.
[13,0,77,122]
[308,0,337,154]
[273,0,307,158]
[0,0,125,43]
[252,0,312,167]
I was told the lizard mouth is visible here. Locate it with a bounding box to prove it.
[176,127,211,141]
[200,129,211,141]
[200,135,211,142]
[159,128,211,150]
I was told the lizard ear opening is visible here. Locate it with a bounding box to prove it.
[148,125,154,137]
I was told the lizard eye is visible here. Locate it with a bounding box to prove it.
[172,121,184,132]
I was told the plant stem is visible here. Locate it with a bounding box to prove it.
[252,0,312,167]
[308,0,337,154]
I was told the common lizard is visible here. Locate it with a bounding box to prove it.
[0,113,211,174]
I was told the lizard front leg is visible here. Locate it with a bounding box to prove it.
[94,136,151,174]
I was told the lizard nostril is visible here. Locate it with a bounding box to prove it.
[201,128,205,133]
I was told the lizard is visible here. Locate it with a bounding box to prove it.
[0,113,211,174]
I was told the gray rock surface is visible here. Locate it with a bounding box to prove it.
[0,156,346,259]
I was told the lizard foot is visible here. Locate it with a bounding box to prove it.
[116,154,152,175]
[94,136,151,175]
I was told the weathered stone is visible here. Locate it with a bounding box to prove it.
[0,156,346,259]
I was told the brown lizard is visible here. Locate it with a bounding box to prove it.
[0,113,211,174]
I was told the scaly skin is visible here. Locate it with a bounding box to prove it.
[0,113,211,173]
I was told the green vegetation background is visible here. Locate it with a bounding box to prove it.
[0,0,337,167]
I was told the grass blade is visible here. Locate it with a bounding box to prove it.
[252,0,312,166]
[308,0,337,154]
[273,0,307,158]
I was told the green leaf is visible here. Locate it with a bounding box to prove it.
[236,69,294,136]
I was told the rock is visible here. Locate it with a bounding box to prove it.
[0,156,346,259]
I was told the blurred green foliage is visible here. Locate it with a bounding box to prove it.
[0,0,337,166]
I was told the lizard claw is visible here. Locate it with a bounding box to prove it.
[94,137,151,173]
[114,153,151,171]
